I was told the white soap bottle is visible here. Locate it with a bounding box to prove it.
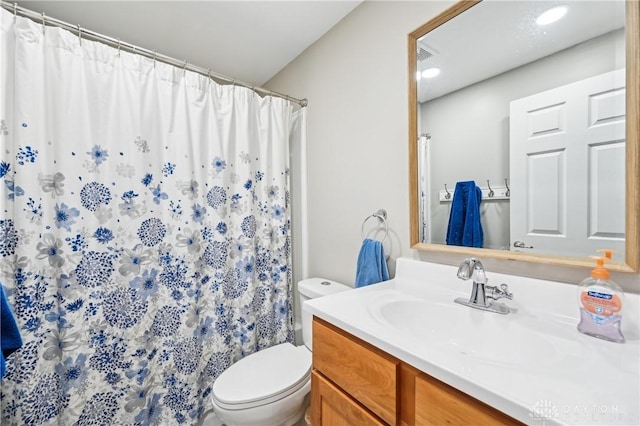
[577,250,625,343]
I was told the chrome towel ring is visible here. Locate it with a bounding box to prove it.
[361,209,389,244]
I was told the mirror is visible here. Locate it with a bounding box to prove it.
[408,0,639,273]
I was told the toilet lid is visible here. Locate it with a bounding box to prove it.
[212,342,311,408]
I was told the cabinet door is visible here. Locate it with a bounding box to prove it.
[313,318,398,424]
[415,373,520,425]
[312,371,387,426]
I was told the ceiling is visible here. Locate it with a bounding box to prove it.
[10,1,625,102]
[13,1,362,86]
[417,1,626,102]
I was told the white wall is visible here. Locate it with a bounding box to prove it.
[266,2,640,293]
[422,29,625,250]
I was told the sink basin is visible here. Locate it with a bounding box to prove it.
[368,297,585,369]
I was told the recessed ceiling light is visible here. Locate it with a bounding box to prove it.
[536,5,568,26]
[421,68,440,79]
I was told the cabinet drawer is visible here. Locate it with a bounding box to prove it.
[415,373,522,425]
[313,318,399,425]
[312,371,386,426]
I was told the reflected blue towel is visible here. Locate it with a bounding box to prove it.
[1,284,22,379]
[446,181,483,248]
[355,238,389,288]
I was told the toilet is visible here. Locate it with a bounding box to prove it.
[211,278,351,426]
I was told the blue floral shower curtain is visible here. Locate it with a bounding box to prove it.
[0,8,296,425]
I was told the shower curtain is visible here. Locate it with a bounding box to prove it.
[0,8,297,425]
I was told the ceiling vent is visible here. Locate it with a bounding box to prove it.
[417,47,432,62]
[417,42,438,62]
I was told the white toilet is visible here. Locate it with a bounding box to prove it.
[211,278,351,426]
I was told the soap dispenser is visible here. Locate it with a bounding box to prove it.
[577,250,625,343]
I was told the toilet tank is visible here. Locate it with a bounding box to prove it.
[298,278,351,350]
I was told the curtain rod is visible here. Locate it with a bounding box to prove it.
[0,1,308,108]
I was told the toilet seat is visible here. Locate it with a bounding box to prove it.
[212,343,311,410]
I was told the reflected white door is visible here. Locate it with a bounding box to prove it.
[509,69,625,257]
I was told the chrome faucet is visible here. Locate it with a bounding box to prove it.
[455,258,513,314]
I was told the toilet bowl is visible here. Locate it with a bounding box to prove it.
[211,278,350,426]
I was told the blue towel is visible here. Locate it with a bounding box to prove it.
[1,284,22,379]
[355,238,389,287]
[446,181,483,248]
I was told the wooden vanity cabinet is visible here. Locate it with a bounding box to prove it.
[311,317,522,426]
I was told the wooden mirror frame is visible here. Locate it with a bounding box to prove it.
[408,0,639,273]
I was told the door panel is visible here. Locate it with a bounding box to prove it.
[589,141,625,238]
[526,149,565,235]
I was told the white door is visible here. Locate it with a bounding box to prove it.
[509,69,625,258]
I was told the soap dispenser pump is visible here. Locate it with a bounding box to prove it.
[577,250,625,343]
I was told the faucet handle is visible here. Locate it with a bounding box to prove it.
[487,283,513,301]
[498,283,513,300]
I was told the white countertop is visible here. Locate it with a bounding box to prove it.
[304,258,640,425]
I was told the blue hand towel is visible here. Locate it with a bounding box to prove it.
[446,181,483,248]
[1,284,22,379]
[355,238,389,288]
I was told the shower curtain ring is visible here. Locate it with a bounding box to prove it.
[77,25,82,45]
[183,60,187,75]
[152,50,156,68]
[41,12,45,34]
[116,38,121,56]
[13,2,17,18]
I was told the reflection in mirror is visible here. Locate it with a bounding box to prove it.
[408,1,639,272]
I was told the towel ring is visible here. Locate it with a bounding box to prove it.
[361,209,389,244]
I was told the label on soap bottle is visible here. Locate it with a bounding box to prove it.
[580,290,622,318]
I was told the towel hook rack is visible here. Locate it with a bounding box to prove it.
[361,209,389,244]
[439,180,510,202]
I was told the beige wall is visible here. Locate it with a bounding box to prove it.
[266,1,640,293]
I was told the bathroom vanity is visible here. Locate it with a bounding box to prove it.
[305,258,640,425]
[311,317,518,425]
